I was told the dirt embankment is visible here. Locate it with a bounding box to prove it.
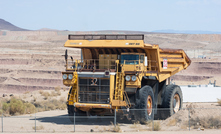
[161,103,221,131]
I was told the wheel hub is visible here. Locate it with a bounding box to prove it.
[147,95,152,116]
[173,94,180,113]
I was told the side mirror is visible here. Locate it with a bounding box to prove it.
[70,56,74,65]
[65,49,68,60]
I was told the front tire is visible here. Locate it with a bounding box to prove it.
[161,85,183,119]
[67,105,86,122]
[135,86,154,124]
[67,105,75,122]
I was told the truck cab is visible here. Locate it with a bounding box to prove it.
[121,53,146,72]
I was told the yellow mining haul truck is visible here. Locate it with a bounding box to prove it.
[62,34,191,123]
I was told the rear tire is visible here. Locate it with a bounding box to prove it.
[161,85,183,119]
[135,86,154,124]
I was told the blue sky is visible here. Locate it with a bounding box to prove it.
[0,0,221,32]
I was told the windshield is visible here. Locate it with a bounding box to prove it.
[121,54,139,64]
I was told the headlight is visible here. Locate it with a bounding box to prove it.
[68,74,73,79]
[131,75,137,81]
[63,74,67,79]
[125,75,131,81]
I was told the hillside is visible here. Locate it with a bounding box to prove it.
[0,30,221,94]
[0,19,28,31]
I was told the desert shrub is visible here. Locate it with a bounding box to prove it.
[109,122,121,132]
[49,99,66,110]
[60,103,67,110]
[113,124,121,132]
[2,103,9,113]
[51,91,57,96]
[53,86,61,96]
[190,116,221,129]
[129,121,144,131]
[62,87,66,91]
[39,90,44,95]
[147,121,161,131]
[189,117,202,129]
[59,97,66,102]
[33,96,37,102]
[153,122,161,131]
[0,98,9,114]
[33,101,41,107]
[51,91,61,97]
[217,98,221,106]
[55,86,61,92]
[1,98,36,115]
[24,103,36,114]
[34,98,66,112]
[56,90,61,96]
[55,86,61,94]
[33,125,44,130]
[41,91,50,100]
[9,98,26,115]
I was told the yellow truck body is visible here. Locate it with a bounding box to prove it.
[62,34,191,122]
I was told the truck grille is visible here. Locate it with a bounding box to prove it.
[79,77,110,104]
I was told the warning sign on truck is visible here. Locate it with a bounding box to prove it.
[163,59,167,69]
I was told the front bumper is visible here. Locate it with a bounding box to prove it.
[74,103,112,109]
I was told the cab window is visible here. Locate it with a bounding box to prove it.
[121,54,139,65]
[140,55,144,63]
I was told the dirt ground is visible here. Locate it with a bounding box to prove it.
[1,103,220,133]
[1,90,221,133]
[44,130,221,134]
[0,31,221,133]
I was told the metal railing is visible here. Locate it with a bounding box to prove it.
[66,58,158,72]
[66,59,117,71]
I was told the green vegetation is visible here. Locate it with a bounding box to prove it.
[1,97,35,115]
[0,87,67,116]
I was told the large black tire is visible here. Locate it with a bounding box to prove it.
[67,105,86,122]
[135,86,154,124]
[67,105,74,122]
[161,85,183,119]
